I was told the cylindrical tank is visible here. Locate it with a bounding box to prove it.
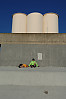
[43,13,59,33]
[27,12,43,33]
[12,13,27,33]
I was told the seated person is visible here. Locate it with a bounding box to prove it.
[29,58,39,68]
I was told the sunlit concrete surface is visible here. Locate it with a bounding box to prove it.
[0,85,66,99]
[0,33,66,44]
[0,67,66,99]
[1,44,66,67]
[0,66,66,72]
[0,67,66,86]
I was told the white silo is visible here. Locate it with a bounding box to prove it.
[43,13,59,33]
[12,13,27,33]
[27,12,43,33]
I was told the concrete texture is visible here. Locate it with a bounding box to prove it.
[0,85,66,99]
[0,44,66,67]
[0,66,66,72]
[0,33,66,67]
[0,33,66,44]
[0,67,66,99]
[0,67,66,86]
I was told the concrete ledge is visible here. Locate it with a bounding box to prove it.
[0,33,66,44]
[0,68,66,86]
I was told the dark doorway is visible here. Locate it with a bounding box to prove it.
[0,44,1,47]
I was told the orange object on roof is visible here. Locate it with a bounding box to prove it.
[20,64,28,68]
[23,64,28,67]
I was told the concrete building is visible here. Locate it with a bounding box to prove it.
[0,12,66,67]
[12,12,59,33]
[43,13,59,33]
[12,13,27,33]
[27,12,43,33]
[0,33,66,67]
[0,12,66,99]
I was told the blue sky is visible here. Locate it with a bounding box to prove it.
[0,0,65,33]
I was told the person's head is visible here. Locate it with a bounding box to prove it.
[32,58,35,61]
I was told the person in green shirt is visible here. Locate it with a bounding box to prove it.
[29,58,39,68]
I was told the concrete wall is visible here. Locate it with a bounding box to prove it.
[0,33,66,67]
[0,33,66,44]
[0,44,66,67]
